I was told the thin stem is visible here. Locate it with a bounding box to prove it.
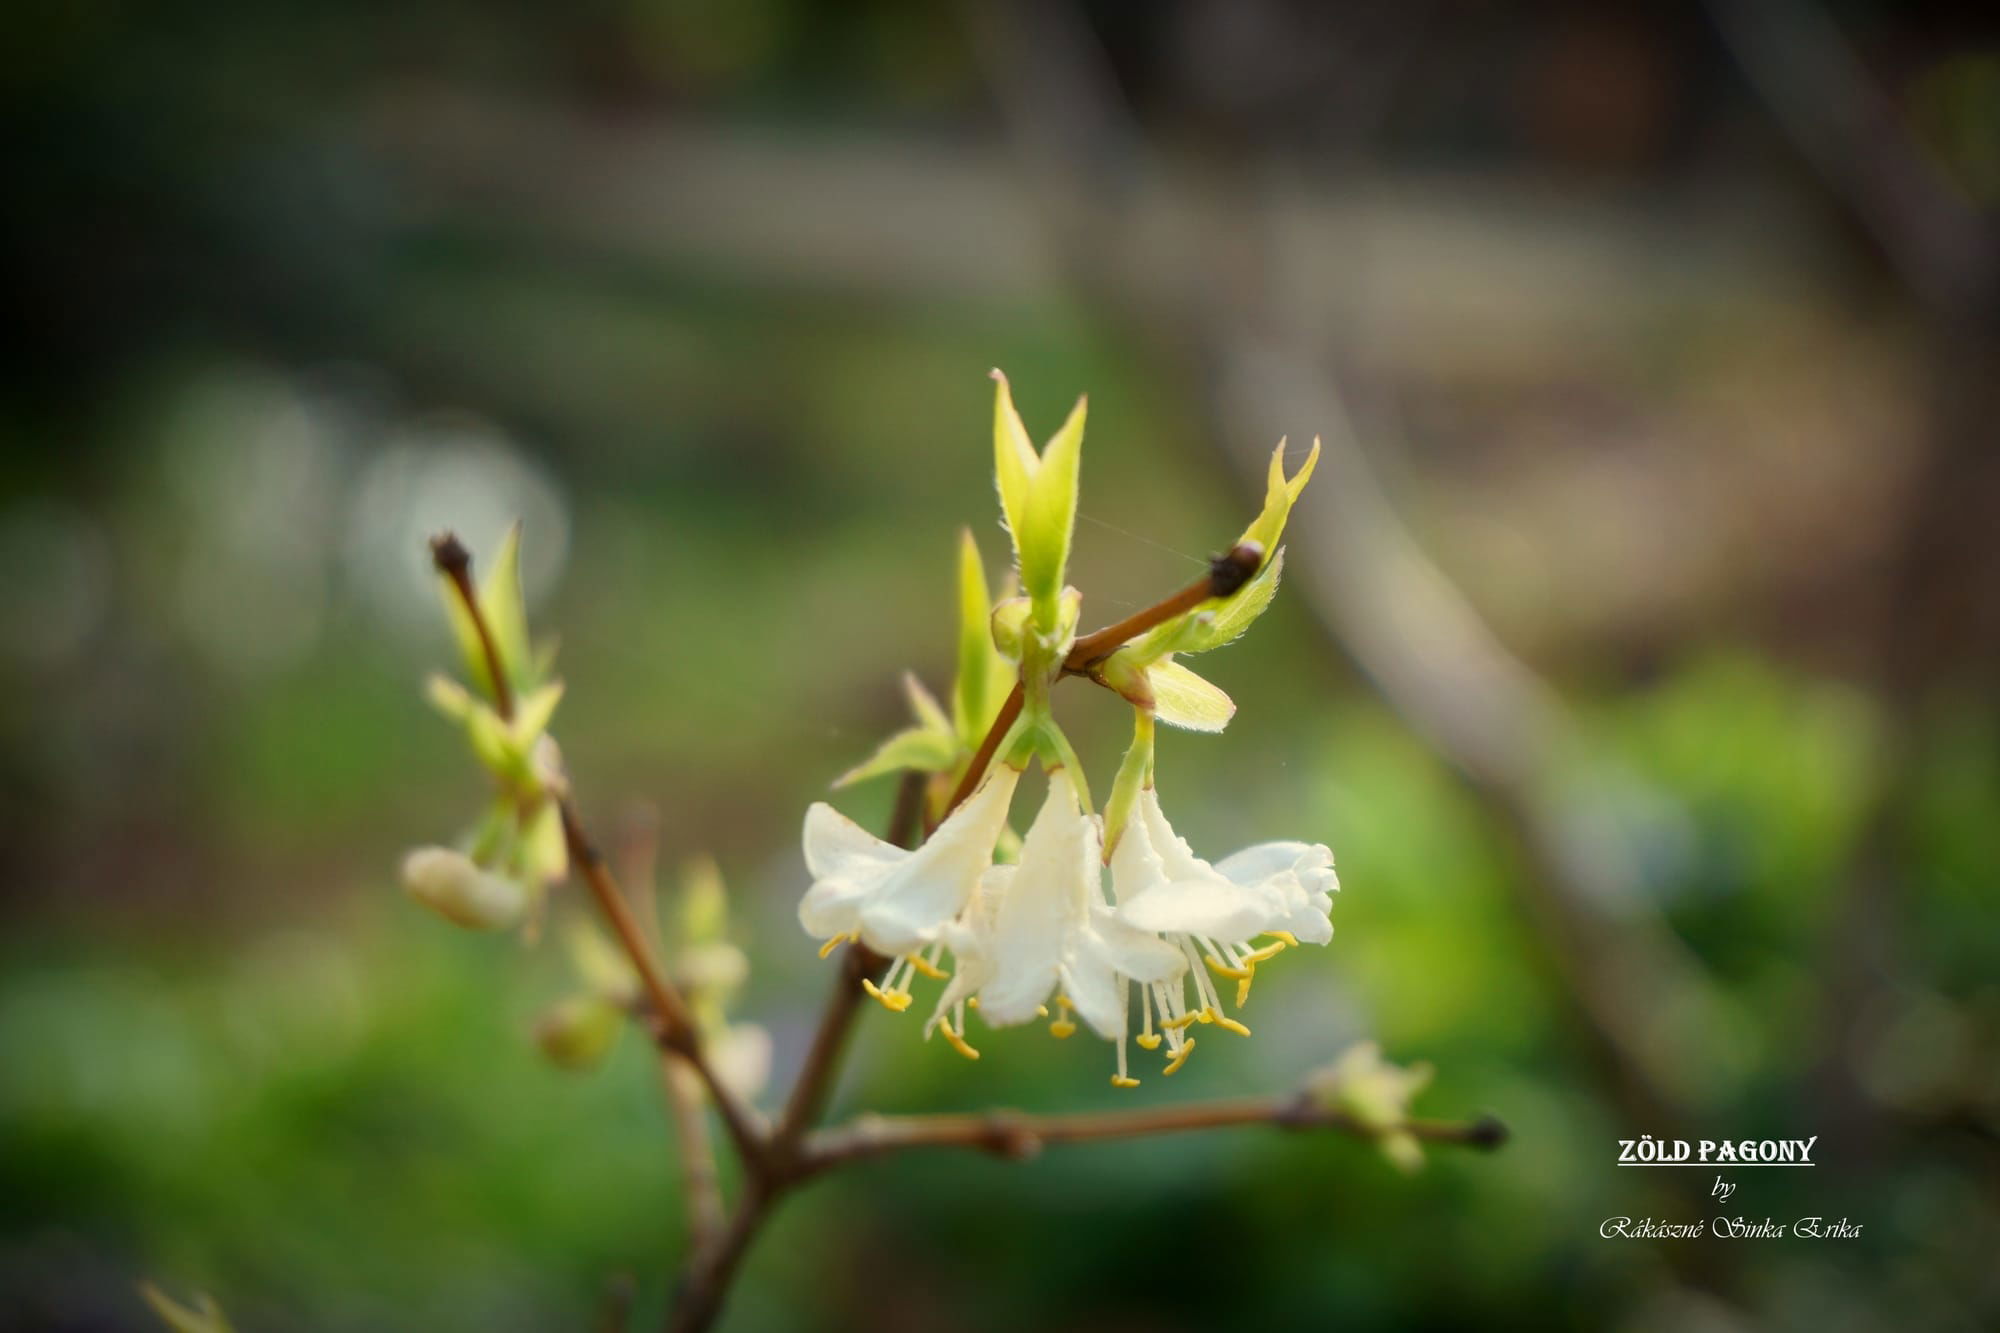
[665,1187,769,1333]
[940,683,1024,819]
[429,534,515,720]
[561,798,765,1167]
[659,1055,725,1246]
[800,1098,1507,1176]
[1065,542,1262,668]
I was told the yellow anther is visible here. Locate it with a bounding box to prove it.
[1048,1019,1077,1039]
[1136,1033,1163,1051]
[905,954,949,980]
[817,933,852,960]
[1214,1014,1252,1037]
[1195,1007,1216,1025]
[937,1018,981,1061]
[861,979,912,1012]
[1242,941,1287,965]
[1161,1011,1201,1032]
[967,996,980,1009]
[1270,930,1300,948]
[1110,1075,1141,1088]
[1036,1005,1049,1018]
[1162,1039,1196,1075]
[1203,955,1251,980]
[1235,975,1254,1008]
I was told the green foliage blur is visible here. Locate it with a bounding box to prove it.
[4,2,1997,1329]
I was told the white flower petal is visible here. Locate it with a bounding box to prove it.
[798,766,1021,955]
[1118,875,1286,942]
[977,778,1097,1027]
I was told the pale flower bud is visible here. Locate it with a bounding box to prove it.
[401,845,528,930]
[531,994,624,1071]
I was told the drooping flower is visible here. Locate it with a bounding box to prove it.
[798,763,1022,959]
[401,845,531,930]
[1112,785,1336,1071]
[925,774,1185,1085]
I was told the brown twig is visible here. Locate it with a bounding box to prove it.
[658,1056,725,1246]
[429,534,515,721]
[799,1098,1507,1176]
[559,800,766,1166]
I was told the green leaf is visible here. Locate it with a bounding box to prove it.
[465,703,525,781]
[953,529,999,747]
[902,672,952,737]
[1238,438,1319,554]
[1147,660,1236,732]
[988,371,1086,632]
[512,679,565,746]
[517,796,567,885]
[991,371,1038,562]
[1130,547,1288,662]
[425,673,474,723]
[480,521,533,692]
[832,724,960,788]
[567,920,639,999]
[140,1284,235,1333]
[1021,395,1085,621]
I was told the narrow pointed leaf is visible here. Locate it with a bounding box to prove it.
[1147,660,1236,732]
[832,725,960,788]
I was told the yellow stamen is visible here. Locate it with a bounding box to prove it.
[1203,954,1251,980]
[1242,940,1287,965]
[1161,1012,1201,1032]
[1235,973,1254,1008]
[1162,1038,1196,1075]
[905,953,948,980]
[1048,1019,1077,1039]
[1036,1005,1049,1018]
[1195,1007,1216,1025]
[1136,1032,1163,1051]
[861,979,912,1012]
[1213,1013,1252,1037]
[1270,930,1300,948]
[817,932,854,960]
[937,1018,981,1060]
[967,996,980,1009]
[1110,1075,1140,1088]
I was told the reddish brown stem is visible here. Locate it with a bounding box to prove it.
[799,1099,1507,1176]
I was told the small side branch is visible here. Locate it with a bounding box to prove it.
[799,1097,1507,1176]
[561,800,766,1167]
[658,1055,725,1246]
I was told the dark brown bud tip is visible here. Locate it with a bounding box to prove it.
[1466,1114,1510,1150]
[1208,542,1264,598]
[429,532,471,576]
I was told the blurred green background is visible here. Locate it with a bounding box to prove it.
[3,1,1998,1329]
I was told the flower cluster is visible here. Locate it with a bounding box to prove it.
[801,372,1337,1086]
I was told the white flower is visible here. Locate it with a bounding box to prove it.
[709,1021,773,1103]
[925,776,1184,1085]
[1110,786,1336,1071]
[798,764,1022,957]
[401,845,529,930]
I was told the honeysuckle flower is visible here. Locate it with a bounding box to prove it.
[924,775,1185,1085]
[799,763,1023,959]
[1111,786,1336,1071]
[401,845,530,930]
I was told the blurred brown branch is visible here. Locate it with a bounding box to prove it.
[800,1098,1507,1176]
